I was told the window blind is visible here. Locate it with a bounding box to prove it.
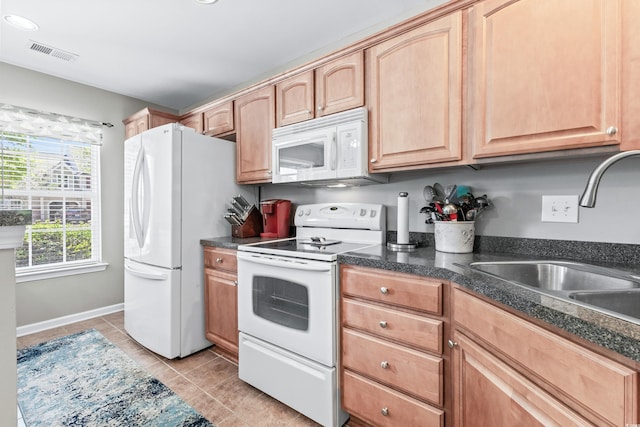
[0,104,103,273]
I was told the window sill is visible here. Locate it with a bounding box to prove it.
[16,262,109,283]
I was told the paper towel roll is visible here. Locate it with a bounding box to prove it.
[397,192,409,244]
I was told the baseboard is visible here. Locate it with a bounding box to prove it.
[16,303,124,337]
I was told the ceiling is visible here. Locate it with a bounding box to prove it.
[0,0,443,112]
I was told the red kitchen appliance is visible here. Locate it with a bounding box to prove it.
[259,199,291,238]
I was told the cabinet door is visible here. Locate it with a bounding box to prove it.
[452,331,592,427]
[276,71,314,127]
[315,51,364,117]
[235,85,275,183]
[180,112,204,134]
[621,0,640,151]
[203,101,234,136]
[367,11,462,171]
[204,268,238,358]
[469,0,620,158]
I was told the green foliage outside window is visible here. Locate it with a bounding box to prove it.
[16,220,92,268]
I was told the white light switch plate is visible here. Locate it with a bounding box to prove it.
[541,195,579,223]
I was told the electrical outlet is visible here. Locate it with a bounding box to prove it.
[541,195,579,223]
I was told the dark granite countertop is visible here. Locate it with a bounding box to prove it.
[200,235,281,249]
[338,242,640,364]
[201,233,640,364]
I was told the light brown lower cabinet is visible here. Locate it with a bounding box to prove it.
[339,265,639,427]
[340,265,448,427]
[203,247,238,362]
[452,287,639,427]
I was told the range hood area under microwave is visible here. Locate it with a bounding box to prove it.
[271,107,388,186]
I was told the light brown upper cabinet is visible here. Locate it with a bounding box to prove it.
[621,0,640,151]
[276,71,315,127]
[315,51,364,117]
[367,11,463,172]
[203,100,235,137]
[276,51,365,127]
[179,112,204,134]
[123,108,178,139]
[468,0,621,158]
[235,85,275,184]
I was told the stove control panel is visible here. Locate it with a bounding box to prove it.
[294,203,385,231]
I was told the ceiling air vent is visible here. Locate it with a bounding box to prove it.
[28,40,78,62]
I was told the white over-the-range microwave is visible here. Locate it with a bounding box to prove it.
[271,107,388,186]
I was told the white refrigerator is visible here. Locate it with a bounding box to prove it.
[124,123,249,359]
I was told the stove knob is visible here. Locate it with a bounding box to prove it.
[360,209,367,216]
[297,209,304,217]
[305,209,311,215]
[370,210,377,218]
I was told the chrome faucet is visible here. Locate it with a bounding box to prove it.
[580,150,640,207]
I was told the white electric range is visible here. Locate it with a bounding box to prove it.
[236,203,386,427]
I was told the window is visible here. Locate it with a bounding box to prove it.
[0,104,106,278]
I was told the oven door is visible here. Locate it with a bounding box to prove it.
[237,251,337,366]
[271,128,337,183]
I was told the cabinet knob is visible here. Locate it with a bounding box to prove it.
[380,360,389,369]
[317,105,323,112]
[606,126,618,136]
[267,170,272,175]
[379,320,388,329]
[233,280,238,286]
[381,407,389,417]
[380,286,388,295]
[215,257,223,263]
[447,339,458,349]
[370,158,377,163]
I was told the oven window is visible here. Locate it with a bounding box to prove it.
[252,276,309,331]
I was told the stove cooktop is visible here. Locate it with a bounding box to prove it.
[238,238,379,261]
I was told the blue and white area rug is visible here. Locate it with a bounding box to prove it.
[17,328,213,426]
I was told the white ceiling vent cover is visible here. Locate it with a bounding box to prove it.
[27,40,78,62]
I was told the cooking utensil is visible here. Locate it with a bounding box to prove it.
[230,199,250,221]
[445,184,458,203]
[434,182,445,198]
[423,185,436,202]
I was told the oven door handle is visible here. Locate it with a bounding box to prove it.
[239,254,332,272]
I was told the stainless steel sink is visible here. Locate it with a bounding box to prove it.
[468,261,640,291]
[570,290,640,319]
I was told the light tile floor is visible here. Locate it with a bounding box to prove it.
[16,311,325,426]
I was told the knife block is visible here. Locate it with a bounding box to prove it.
[231,206,263,238]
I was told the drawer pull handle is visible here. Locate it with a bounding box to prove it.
[380,360,389,369]
[216,257,223,263]
[380,286,389,294]
[379,321,388,329]
[381,407,389,417]
[447,339,458,349]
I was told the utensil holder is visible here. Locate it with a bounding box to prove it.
[231,206,263,238]
[433,221,475,253]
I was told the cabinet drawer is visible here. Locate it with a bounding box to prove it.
[203,247,237,272]
[343,370,444,427]
[342,329,443,406]
[341,265,442,315]
[342,298,442,354]
[454,288,638,426]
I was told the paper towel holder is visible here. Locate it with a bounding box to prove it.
[387,191,418,251]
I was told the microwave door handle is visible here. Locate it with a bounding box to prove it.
[240,254,332,272]
[330,133,337,170]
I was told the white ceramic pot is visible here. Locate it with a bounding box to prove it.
[433,221,475,253]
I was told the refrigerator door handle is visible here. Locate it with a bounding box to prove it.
[125,261,168,281]
[141,151,151,245]
[131,146,145,248]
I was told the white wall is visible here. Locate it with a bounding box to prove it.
[261,154,640,245]
[0,61,174,326]
[0,246,18,426]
